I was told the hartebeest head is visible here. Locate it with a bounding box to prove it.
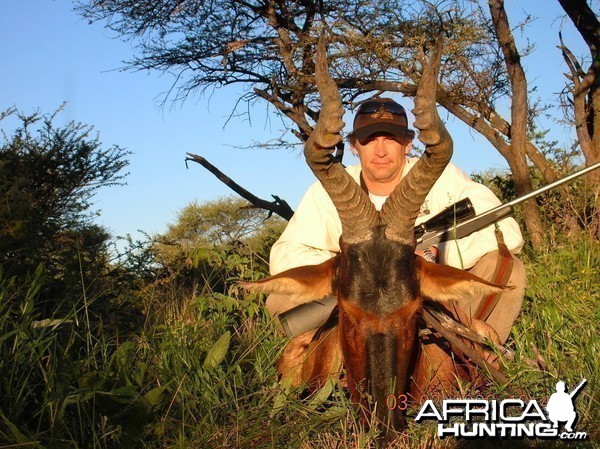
[242,36,510,438]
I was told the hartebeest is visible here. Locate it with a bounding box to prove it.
[242,36,511,439]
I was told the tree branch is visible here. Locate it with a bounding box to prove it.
[254,87,313,138]
[557,0,600,186]
[560,34,594,163]
[557,0,600,54]
[185,153,294,220]
[335,77,559,182]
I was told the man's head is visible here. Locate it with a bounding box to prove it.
[349,98,415,195]
[556,381,566,393]
[351,98,415,145]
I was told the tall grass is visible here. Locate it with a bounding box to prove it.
[0,234,598,448]
[506,236,599,441]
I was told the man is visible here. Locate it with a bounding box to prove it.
[268,98,525,344]
[547,381,577,432]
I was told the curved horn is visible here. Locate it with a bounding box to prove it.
[381,35,453,243]
[304,36,378,244]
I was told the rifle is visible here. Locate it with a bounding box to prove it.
[279,162,600,338]
[416,161,600,251]
[569,378,587,399]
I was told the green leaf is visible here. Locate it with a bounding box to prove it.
[203,331,230,369]
[0,409,37,445]
[140,383,171,409]
[109,385,138,397]
[31,318,73,329]
[0,329,18,344]
[133,362,148,388]
[270,376,293,419]
[307,377,335,409]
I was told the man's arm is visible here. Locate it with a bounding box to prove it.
[269,181,343,275]
[424,163,524,269]
[271,161,524,273]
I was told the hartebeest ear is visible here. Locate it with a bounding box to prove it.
[415,257,514,301]
[239,255,339,303]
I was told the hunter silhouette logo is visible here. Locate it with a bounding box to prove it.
[415,378,588,440]
[546,379,587,432]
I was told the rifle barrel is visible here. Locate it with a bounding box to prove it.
[505,161,600,208]
[569,378,587,399]
[416,162,600,250]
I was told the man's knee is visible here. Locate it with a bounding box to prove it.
[266,293,298,317]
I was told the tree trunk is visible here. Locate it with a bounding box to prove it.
[488,0,545,246]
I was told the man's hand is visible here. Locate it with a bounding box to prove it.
[415,246,438,263]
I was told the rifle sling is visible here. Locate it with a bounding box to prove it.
[473,228,513,322]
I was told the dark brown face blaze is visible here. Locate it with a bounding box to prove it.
[303,34,453,438]
[337,226,423,431]
[339,228,419,315]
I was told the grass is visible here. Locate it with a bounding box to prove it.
[0,235,598,448]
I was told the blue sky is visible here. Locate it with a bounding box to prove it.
[0,1,591,242]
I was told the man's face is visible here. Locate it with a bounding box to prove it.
[353,132,412,194]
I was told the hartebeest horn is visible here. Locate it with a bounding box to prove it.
[304,36,378,244]
[381,35,453,243]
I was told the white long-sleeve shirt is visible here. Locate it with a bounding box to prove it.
[270,160,524,274]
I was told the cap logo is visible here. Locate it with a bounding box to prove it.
[371,107,394,120]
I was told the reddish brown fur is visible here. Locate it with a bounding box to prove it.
[301,326,342,387]
[277,329,317,387]
[278,326,342,389]
[410,313,503,400]
[279,315,500,402]
[339,299,422,405]
[241,256,339,303]
[416,257,513,301]
[272,260,510,398]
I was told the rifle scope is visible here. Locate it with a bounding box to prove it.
[414,198,475,239]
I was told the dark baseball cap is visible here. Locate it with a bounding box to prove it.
[353,98,415,144]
